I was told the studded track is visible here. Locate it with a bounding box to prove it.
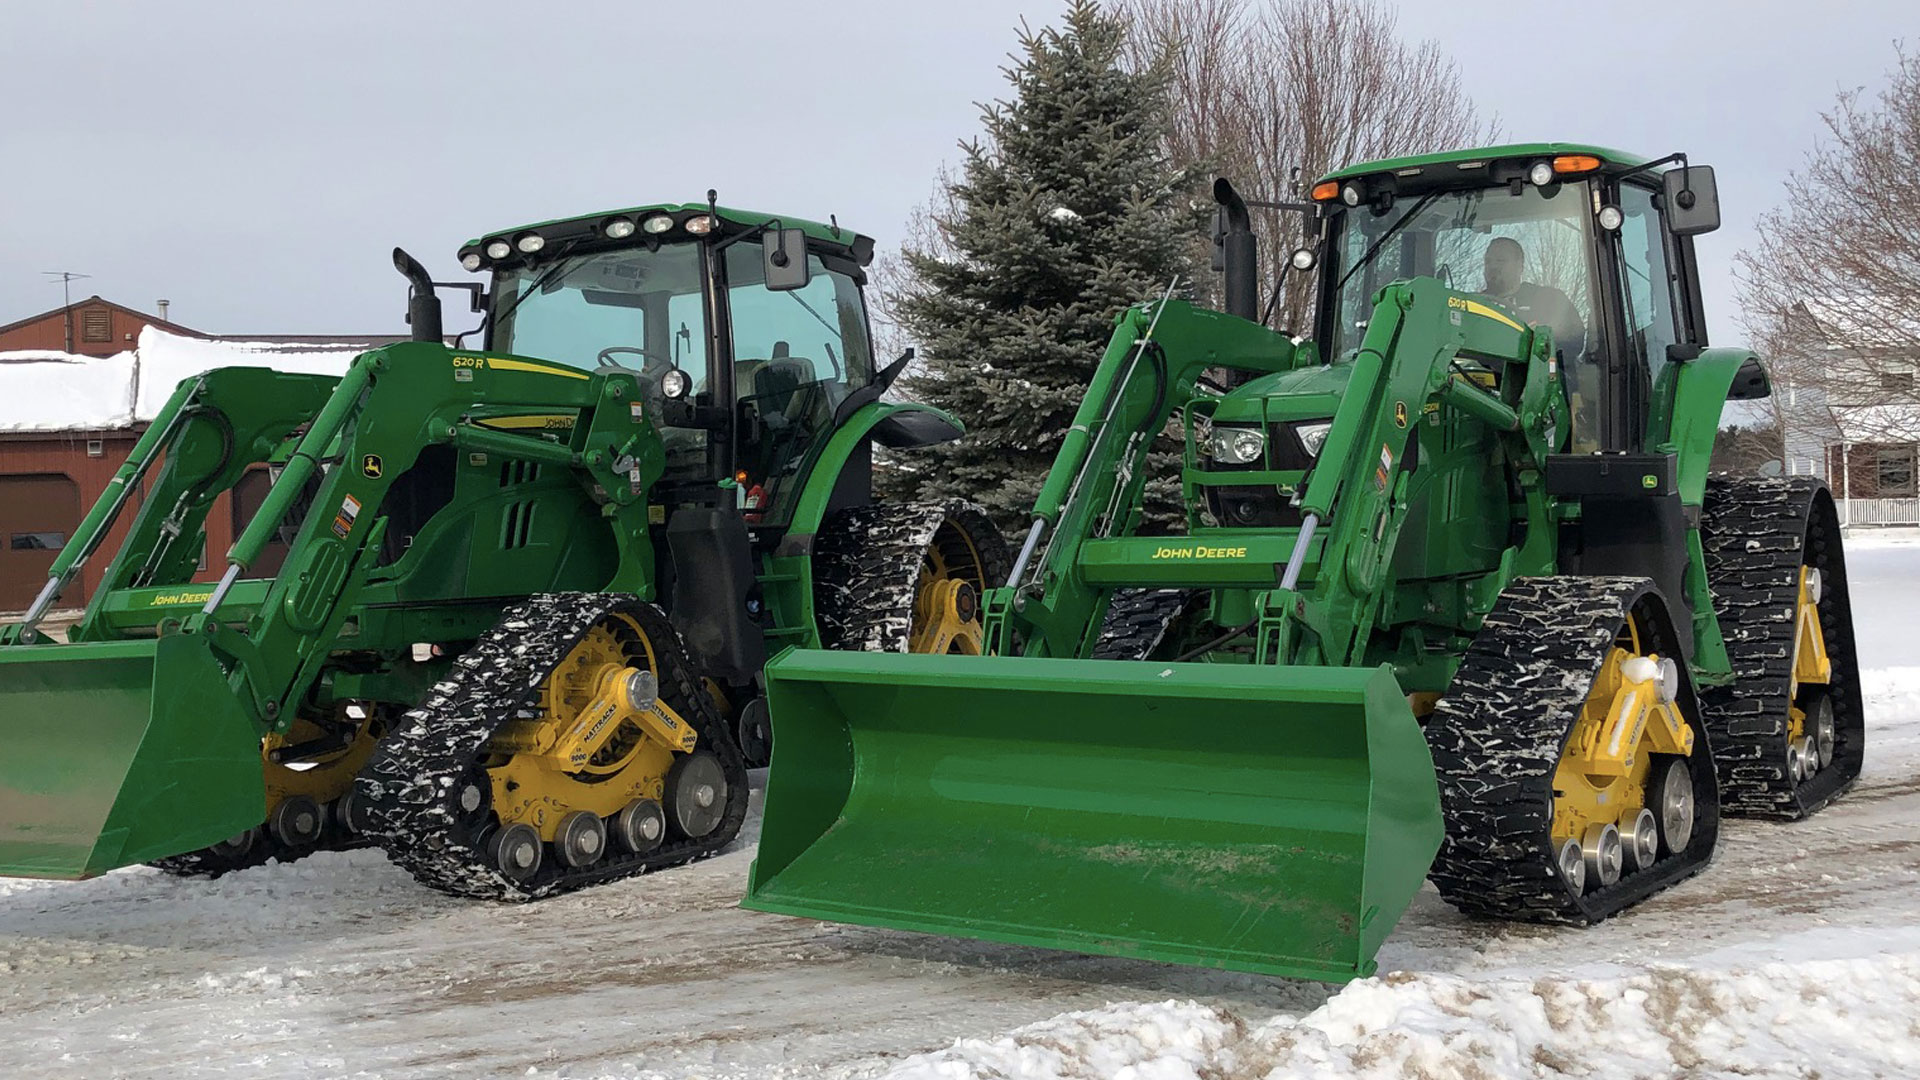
[1699,476,1864,818]
[813,499,1007,652]
[355,593,748,900]
[1425,576,1721,924]
[1090,588,1199,660]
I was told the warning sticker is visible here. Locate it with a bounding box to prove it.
[630,401,644,422]
[331,494,362,538]
[1374,445,1392,491]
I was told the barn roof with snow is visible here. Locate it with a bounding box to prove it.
[0,327,373,433]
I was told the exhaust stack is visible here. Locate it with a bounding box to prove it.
[1213,178,1258,322]
[392,248,444,344]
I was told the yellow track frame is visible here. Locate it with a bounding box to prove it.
[483,614,697,841]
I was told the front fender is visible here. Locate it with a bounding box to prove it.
[784,401,963,538]
[1664,347,1765,507]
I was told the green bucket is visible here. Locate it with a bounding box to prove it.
[744,651,1443,983]
[0,635,265,879]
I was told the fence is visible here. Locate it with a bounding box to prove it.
[1843,498,1920,527]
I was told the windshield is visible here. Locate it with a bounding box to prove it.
[1326,181,1597,366]
[486,238,878,491]
[489,243,708,374]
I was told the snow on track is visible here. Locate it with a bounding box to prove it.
[3,538,1918,1079]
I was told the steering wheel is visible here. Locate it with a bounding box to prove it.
[596,346,671,370]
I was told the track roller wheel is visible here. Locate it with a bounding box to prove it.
[555,811,608,868]
[356,594,748,900]
[490,824,544,882]
[1700,476,1864,818]
[614,798,666,853]
[269,795,325,848]
[666,751,729,839]
[1426,576,1720,924]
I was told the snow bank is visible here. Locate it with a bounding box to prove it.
[1843,526,1920,551]
[884,953,1920,1079]
[0,351,137,432]
[0,329,369,432]
[132,326,362,420]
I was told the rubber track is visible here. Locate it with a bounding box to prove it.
[1426,576,1721,924]
[354,593,748,900]
[1699,476,1864,818]
[813,500,1008,652]
[148,819,370,879]
[1090,588,1198,661]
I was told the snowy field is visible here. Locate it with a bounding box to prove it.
[3,532,1917,1079]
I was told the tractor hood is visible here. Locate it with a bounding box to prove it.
[1210,358,1353,426]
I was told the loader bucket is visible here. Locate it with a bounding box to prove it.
[744,651,1444,983]
[0,634,266,879]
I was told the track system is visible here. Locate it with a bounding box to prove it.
[355,593,748,900]
[813,499,1008,653]
[1700,476,1864,818]
[1426,576,1720,924]
[1091,588,1199,660]
[149,706,387,877]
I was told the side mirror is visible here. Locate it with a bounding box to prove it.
[1663,165,1721,236]
[762,228,811,291]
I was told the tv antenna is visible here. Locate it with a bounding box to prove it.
[43,270,92,352]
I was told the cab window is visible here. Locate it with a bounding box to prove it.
[1615,183,1684,440]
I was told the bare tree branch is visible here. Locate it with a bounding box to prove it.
[1118,0,1498,330]
[1735,43,1920,449]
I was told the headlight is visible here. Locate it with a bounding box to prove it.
[1208,426,1266,465]
[642,214,675,234]
[515,232,545,254]
[484,239,512,260]
[660,369,692,400]
[460,252,483,272]
[1293,421,1334,457]
[604,217,637,239]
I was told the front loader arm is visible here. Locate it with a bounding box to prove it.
[172,344,658,734]
[994,300,1297,657]
[1292,279,1556,667]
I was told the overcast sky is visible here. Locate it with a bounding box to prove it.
[0,1,1907,343]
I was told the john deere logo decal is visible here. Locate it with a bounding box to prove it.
[362,454,383,479]
[1394,401,1408,428]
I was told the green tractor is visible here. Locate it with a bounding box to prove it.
[0,200,1003,898]
[744,145,1862,980]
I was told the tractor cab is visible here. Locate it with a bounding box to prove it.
[1306,144,1729,455]
[461,204,888,528]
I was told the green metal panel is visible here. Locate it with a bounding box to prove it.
[1078,533,1311,587]
[745,649,1443,982]
[0,635,263,878]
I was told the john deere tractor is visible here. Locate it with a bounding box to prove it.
[744,145,1862,981]
[0,200,1003,899]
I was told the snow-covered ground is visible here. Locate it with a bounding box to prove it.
[4,532,1917,1079]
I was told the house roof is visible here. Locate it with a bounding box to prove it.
[0,295,207,340]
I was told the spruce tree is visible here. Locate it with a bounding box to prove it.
[888,0,1202,533]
